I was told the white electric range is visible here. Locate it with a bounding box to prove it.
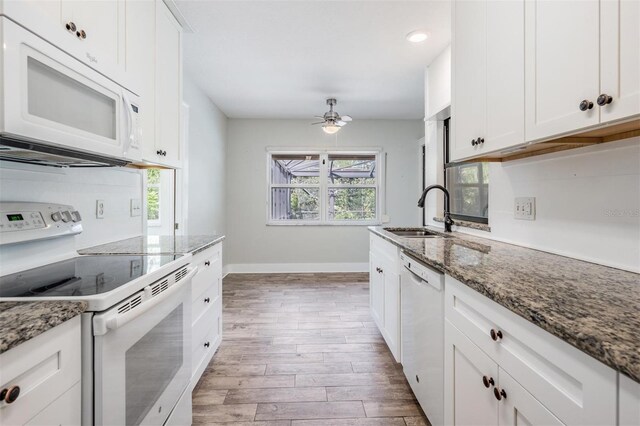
[0,202,196,426]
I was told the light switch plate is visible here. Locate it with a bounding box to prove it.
[130,199,142,217]
[514,197,535,220]
[96,200,105,219]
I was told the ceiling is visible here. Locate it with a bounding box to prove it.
[176,1,451,119]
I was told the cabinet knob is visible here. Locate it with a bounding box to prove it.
[204,297,210,303]
[1,386,20,404]
[490,328,503,341]
[494,387,507,401]
[157,150,163,156]
[579,100,594,111]
[76,29,86,39]
[416,375,420,383]
[204,341,210,348]
[597,94,613,106]
[471,138,477,146]
[65,21,77,32]
[482,375,495,388]
[205,260,211,266]
[478,137,484,144]
[163,150,167,156]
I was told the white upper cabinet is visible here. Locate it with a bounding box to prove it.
[524,0,600,141]
[451,0,524,162]
[451,0,486,162]
[525,0,640,142]
[600,0,640,123]
[125,0,183,168]
[60,0,123,68]
[1,0,128,88]
[154,1,183,167]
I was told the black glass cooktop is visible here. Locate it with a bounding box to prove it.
[0,255,182,298]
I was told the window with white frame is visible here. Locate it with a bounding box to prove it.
[146,169,161,227]
[268,150,382,225]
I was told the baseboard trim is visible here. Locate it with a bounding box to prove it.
[223,262,369,274]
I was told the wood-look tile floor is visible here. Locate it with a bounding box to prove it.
[192,273,430,426]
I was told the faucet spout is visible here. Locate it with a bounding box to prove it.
[417,184,454,232]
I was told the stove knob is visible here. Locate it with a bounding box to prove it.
[60,211,73,223]
[51,212,62,222]
[71,211,82,222]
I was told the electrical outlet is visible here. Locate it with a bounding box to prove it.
[130,199,142,217]
[514,197,535,220]
[96,200,105,219]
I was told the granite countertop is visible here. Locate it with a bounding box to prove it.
[0,301,87,354]
[370,226,640,383]
[78,235,225,256]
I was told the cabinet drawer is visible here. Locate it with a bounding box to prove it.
[370,234,398,265]
[191,307,221,377]
[445,276,616,425]
[0,316,81,426]
[191,245,222,303]
[192,283,219,327]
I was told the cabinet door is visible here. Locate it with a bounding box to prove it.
[155,1,182,167]
[499,368,565,426]
[444,320,499,426]
[125,0,156,160]
[382,264,400,361]
[619,374,640,426]
[485,0,524,153]
[24,382,81,426]
[60,0,122,68]
[600,0,640,122]
[451,0,486,161]
[525,0,600,142]
[369,252,384,328]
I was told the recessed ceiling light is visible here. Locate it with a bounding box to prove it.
[406,30,430,43]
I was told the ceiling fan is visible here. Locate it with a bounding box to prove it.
[312,98,352,134]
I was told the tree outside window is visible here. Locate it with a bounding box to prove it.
[146,169,161,225]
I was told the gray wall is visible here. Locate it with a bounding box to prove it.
[183,75,228,236]
[225,119,424,270]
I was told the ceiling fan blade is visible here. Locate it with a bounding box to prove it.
[336,121,347,127]
[340,115,353,122]
[311,121,325,125]
[314,115,326,119]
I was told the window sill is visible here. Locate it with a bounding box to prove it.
[433,217,491,232]
[267,221,382,227]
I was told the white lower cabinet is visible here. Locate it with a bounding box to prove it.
[619,374,640,426]
[444,320,499,426]
[444,276,617,426]
[0,316,81,426]
[189,243,223,389]
[369,234,401,362]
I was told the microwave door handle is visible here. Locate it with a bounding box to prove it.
[121,91,133,152]
[94,267,198,336]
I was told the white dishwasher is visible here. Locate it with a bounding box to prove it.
[400,251,444,426]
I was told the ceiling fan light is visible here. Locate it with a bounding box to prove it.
[322,123,341,134]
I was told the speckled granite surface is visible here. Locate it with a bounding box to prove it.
[434,216,491,232]
[0,301,87,354]
[78,235,225,256]
[371,226,640,383]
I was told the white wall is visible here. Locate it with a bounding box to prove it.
[183,74,228,236]
[0,163,143,271]
[486,138,640,272]
[225,119,424,271]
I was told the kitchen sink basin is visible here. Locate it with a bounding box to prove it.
[383,228,451,238]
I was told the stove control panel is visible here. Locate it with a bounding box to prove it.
[0,202,83,246]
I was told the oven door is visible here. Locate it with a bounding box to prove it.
[0,17,141,161]
[92,267,196,426]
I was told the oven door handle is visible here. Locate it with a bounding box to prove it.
[94,267,198,336]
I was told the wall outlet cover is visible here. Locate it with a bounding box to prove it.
[130,198,142,217]
[514,197,535,220]
[96,200,105,219]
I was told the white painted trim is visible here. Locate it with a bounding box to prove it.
[224,262,369,274]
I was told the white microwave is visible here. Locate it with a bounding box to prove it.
[0,17,142,166]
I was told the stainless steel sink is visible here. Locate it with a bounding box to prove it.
[384,228,450,238]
